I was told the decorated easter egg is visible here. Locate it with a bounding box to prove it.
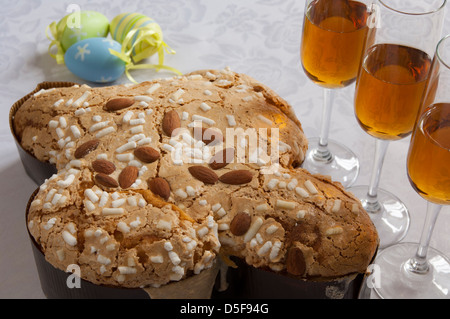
[58,11,110,52]
[64,37,125,83]
[110,12,164,63]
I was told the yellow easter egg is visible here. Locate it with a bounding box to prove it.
[110,12,164,63]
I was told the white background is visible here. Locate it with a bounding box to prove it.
[0,0,449,298]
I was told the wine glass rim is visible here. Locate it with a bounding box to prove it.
[436,34,450,70]
[419,104,450,152]
[379,0,447,16]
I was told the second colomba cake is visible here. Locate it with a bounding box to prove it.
[13,68,378,289]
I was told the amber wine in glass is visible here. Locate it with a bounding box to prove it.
[360,35,450,299]
[371,102,450,299]
[348,0,446,249]
[407,103,450,205]
[300,0,371,187]
[355,44,432,140]
[301,0,369,88]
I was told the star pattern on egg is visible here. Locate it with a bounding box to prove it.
[75,43,91,61]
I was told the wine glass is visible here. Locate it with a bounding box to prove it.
[348,0,446,249]
[300,0,372,188]
[366,35,450,299]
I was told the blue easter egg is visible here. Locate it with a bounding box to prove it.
[64,37,125,83]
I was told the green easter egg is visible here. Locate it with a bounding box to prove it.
[59,11,110,52]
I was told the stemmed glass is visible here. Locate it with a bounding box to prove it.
[367,35,450,299]
[300,0,372,188]
[348,0,446,249]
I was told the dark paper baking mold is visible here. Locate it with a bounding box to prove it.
[213,258,367,299]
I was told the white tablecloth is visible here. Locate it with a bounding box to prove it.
[0,0,449,299]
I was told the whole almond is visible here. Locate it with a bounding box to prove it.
[74,139,100,159]
[286,246,306,276]
[209,148,235,170]
[104,97,134,112]
[92,159,116,175]
[162,110,181,137]
[95,173,119,188]
[219,170,253,185]
[119,166,139,188]
[188,166,218,184]
[229,212,252,236]
[134,147,160,163]
[148,177,171,200]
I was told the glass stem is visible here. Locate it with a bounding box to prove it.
[406,202,442,274]
[365,138,390,213]
[313,88,335,162]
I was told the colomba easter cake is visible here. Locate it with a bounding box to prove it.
[13,68,378,290]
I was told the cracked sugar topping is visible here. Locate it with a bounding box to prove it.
[16,68,377,288]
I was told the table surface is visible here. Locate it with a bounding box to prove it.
[1,0,449,299]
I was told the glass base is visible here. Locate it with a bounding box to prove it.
[301,137,359,188]
[348,186,410,249]
[369,242,450,299]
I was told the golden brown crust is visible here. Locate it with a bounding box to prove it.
[186,69,304,131]
[16,68,377,288]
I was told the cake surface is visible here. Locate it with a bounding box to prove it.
[14,68,378,288]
